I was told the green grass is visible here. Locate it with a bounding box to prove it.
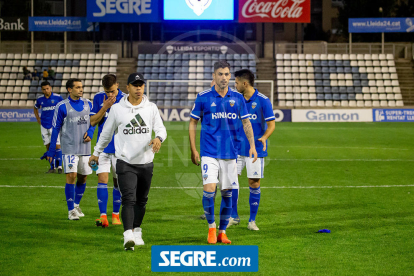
[1,122,414,275]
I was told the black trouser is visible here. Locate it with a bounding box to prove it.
[116,159,154,232]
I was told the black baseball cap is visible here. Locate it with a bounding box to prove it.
[127,73,146,85]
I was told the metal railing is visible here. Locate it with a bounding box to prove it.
[0,42,120,54]
[275,42,412,59]
[146,80,275,107]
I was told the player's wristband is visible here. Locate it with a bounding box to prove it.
[156,136,163,143]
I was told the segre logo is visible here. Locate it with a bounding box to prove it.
[92,0,153,17]
[152,246,258,272]
[212,112,237,120]
[42,106,56,111]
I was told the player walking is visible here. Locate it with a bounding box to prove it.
[89,73,167,251]
[46,79,93,220]
[230,69,275,231]
[34,81,64,173]
[189,61,257,244]
[87,74,125,227]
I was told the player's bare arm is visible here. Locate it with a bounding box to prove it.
[33,107,41,125]
[257,120,275,152]
[189,118,200,166]
[90,96,116,126]
[242,118,258,163]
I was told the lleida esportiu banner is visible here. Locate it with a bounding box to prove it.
[239,0,311,23]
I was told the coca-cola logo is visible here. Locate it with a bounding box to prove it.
[239,0,310,23]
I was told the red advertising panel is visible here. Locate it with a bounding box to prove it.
[239,0,311,23]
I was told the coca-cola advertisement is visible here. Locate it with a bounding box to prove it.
[238,0,311,23]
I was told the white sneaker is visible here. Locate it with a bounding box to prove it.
[123,230,135,251]
[68,210,79,220]
[74,205,84,217]
[247,221,259,231]
[134,228,145,246]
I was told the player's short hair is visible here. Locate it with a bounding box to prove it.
[235,69,255,87]
[102,74,117,89]
[213,60,231,72]
[66,78,82,91]
[40,81,51,88]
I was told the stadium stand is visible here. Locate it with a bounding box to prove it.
[275,53,403,108]
[137,53,257,108]
[0,53,118,107]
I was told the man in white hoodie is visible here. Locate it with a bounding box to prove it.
[89,73,167,251]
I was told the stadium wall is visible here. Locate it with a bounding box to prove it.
[2,108,414,123]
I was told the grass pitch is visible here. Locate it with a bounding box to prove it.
[1,122,414,275]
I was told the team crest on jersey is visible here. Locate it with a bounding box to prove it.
[203,174,208,180]
[229,100,235,107]
[83,104,88,111]
[51,100,55,104]
[252,102,257,109]
[68,164,73,169]
[186,0,212,16]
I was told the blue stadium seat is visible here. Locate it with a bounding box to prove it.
[152,60,159,67]
[157,87,164,93]
[145,54,153,60]
[226,54,234,60]
[65,60,72,67]
[328,60,336,66]
[182,54,189,60]
[35,60,43,66]
[249,67,257,73]
[333,94,340,100]
[212,54,219,60]
[55,73,63,80]
[313,60,321,66]
[58,60,65,66]
[160,54,168,60]
[158,73,166,79]
[172,100,180,106]
[150,74,159,80]
[173,73,180,80]
[181,60,189,67]
[179,100,188,106]
[233,54,241,60]
[348,94,356,100]
[219,54,226,60]
[361,80,369,86]
[164,100,172,107]
[152,67,159,73]
[324,87,331,93]
[321,60,328,67]
[353,80,361,86]
[329,67,336,73]
[174,61,182,67]
[72,60,80,67]
[197,54,204,60]
[150,87,157,93]
[153,54,160,60]
[149,94,157,101]
[159,60,166,67]
[159,67,166,74]
[43,60,50,67]
[138,54,145,60]
[336,67,344,73]
[189,53,197,60]
[156,100,164,106]
[316,87,324,93]
[340,94,348,100]
[249,54,256,60]
[203,73,210,79]
[167,60,174,66]
[180,73,188,79]
[344,67,352,73]
[315,80,323,86]
[145,61,153,66]
[157,94,165,100]
[166,74,174,80]
[322,74,330,80]
[167,55,174,61]
[352,74,360,79]
[164,94,173,100]
[31,80,39,86]
[54,80,62,87]
[316,94,324,100]
[181,67,189,73]
[347,87,354,93]
[28,93,36,100]
[137,61,145,66]
[204,54,212,60]
[29,87,37,93]
[339,87,347,93]
[241,61,248,67]
[315,73,322,79]
[322,67,329,73]
[165,87,173,93]
[234,61,241,67]
[355,87,362,93]
[48,80,54,86]
[144,67,152,73]
[332,87,339,93]
[335,61,343,66]
[137,67,144,73]
[37,87,42,93]
[204,67,212,73]
[351,67,359,73]
[323,80,330,86]
[360,74,368,79]
[174,67,181,73]
[343,60,351,66]
[144,73,151,79]
[325,94,332,100]
[249,61,256,66]
[50,60,58,66]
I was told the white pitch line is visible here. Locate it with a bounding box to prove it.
[0,185,414,189]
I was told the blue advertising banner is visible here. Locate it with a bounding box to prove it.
[0,109,37,122]
[87,0,160,22]
[151,245,258,272]
[29,17,97,32]
[164,0,234,21]
[274,109,291,122]
[349,18,414,33]
[373,109,414,122]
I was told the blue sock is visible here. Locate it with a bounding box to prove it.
[202,191,215,224]
[231,188,239,218]
[97,183,108,215]
[219,190,232,231]
[65,184,75,211]
[249,187,261,222]
[74,182,86,205]
[55,149,62,168]
[49,157,54,170]
[113,187,122,214]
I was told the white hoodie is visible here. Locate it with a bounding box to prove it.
[92,95,167,165]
